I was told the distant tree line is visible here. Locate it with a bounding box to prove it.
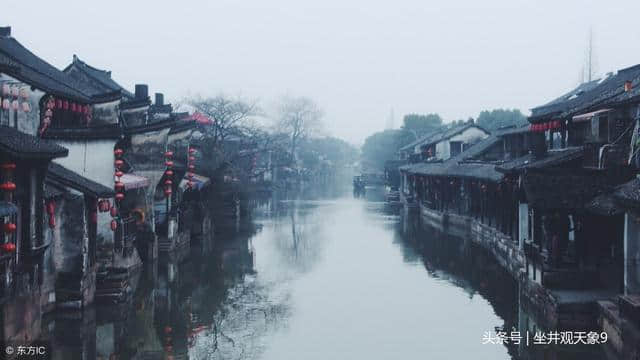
[361,108,527,171]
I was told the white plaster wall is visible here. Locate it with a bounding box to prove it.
[53,140,116,187]
[435,127,489,160]
[52,140,116,244]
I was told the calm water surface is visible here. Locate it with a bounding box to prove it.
[43,188,606,359]
[190,190,513,359]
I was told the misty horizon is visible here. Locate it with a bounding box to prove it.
[4,0,640,145]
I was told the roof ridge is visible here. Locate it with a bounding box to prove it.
[0,38,92,101]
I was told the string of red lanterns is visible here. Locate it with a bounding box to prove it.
[529,120,562,133]
[0,83,31,114]
[186,146,197,190]
[164,150,174,197]
[111,148,125,232]
[1,161,17,253]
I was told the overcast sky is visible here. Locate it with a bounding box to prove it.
[3,1,640,144]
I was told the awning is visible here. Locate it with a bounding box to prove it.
[121,173,150,190]
[573,109,612,123]
[179,173,211,191]
[0,201,17,217]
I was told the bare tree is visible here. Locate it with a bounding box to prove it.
[276,96,323,163]
[187,94,260,147]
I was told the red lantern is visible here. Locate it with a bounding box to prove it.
[114,148,124,157]
[110,220,118,231]
[115,170,124,178]
[165,170,174,177]
[0,163,16,171]
[1,243,16,253]
[188,165,195,170]
[56,99,63,109]
[110,207,118,217]
[21,102,30,113]
[164,326,173,334]
[165,161,174,167]
[11,100,19,111]
[63,100,69,110]
[3,223,16,233]
[115,182,125,189]
[46,201,56,215]
[115,193,125,201]
[188,148,196,154]
[188,156,195,162]
[164,188,172,197]
[164,151,174,158]
[0,182,16,191]
[164,179,172,186]
[48,216,56,229]
[115,159,124,168]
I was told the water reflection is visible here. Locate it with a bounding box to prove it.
[39,187,609,359]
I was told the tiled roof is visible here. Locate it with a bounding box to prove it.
[0,125,68,159]
[47,162,114,198]
[530,64,640,122]
[63,55,134,99]
[398,123,488,153]
[0,36,95,102]
[400,135,505,182]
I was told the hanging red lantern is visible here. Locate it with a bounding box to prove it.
[11,100,19,111]
[114,182,125,189]
[63,100,69,110]
[164,326,173,334]
[165,161,174,167]
[110,207,118,217]
[1,243,16,253]
[46,200,56,215]
[164,188,172,197]
[48,216,56,229]
[188,148,196,154]
[115,193,125,201]
[3,223,16,233]
[56,99,63,109]
[188,156,196,162]
[188,165,195,170]
[164,179,172,186]
[10,86,19,98]
[0,163,16,171]
[114,159,124,168]
[1,84,9,96]
[71,103,77,112]
[1,99,9,110]
[110,220,118,231]
[165,170,174,177]
[164,151,174,158]
[21,102,30,113]
[0,182,16,191]
[114,148,124,157]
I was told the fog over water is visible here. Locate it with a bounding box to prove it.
[4,1,640,144]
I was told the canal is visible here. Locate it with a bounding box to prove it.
[40,187,607,359]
